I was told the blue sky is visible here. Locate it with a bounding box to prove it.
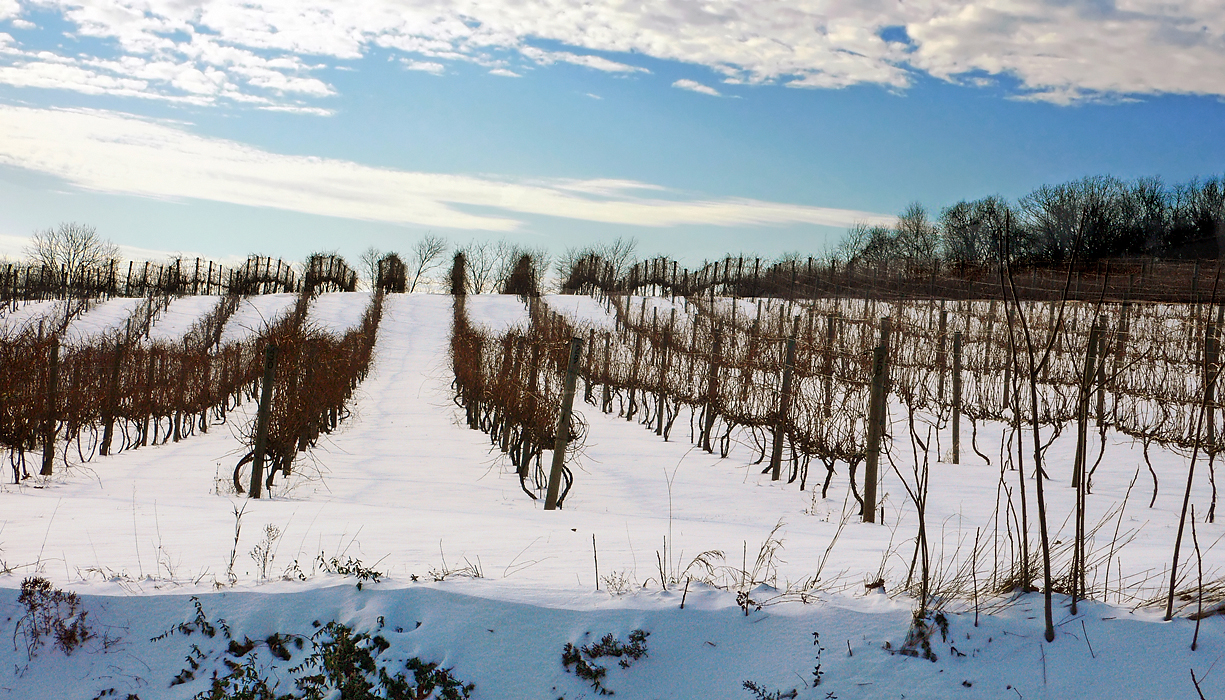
[0,0,1222,265]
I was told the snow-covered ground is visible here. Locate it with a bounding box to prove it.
[61,297,144,345]
[0,299,63,335]
[0,293,1221,699]
[463,294,530,333]
[217,293,299,344]
[306,291,373,334]
[147,295,223,344]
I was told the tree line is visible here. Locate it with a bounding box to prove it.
[839,175,1225,266]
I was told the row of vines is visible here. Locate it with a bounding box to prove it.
[1,253,386,497]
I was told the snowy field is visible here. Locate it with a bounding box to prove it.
[0,293,1221,699]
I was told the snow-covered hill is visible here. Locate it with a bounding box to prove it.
[0,293,1220,699]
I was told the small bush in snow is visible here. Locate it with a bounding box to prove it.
[294,621,473,700]
[15,576,93,658]
[740,681,797,700]
[561,629,649,696]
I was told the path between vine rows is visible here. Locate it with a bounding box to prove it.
[0,293,1219,699]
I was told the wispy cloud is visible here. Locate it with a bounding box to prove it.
[488,68,521,78]
[401,59,445,75]
[672,79,720,96]
[0,105,892,231]
[521,47,648,74]
[1,1,1219,108]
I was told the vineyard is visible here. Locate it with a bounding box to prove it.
[451,252,1225,629]
[0,254,382,496]
[0,249,1222,699]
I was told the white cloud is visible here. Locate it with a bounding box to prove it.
[0,1,1220,107]
[521,46,648,73]
[672,79,721,96]
[402,59,445,75]
[10,19,33,30]
[903,2,1225,102]
[488,68,521,77]
[0,105,892,231]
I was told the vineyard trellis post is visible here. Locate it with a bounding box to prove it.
[99,339,123,456]
[1071,321,1101,616]
[770,329,798,481]
[937,301,948,402]
[952,330,962,465]
[626,305,644,422]
[823,313,838,417]
[701,324,723,453]
[863,318,890,523]
[544,336,584,511]
[40,337,59,476]
[584,328,596,405]
[1092,310,1107,428]
[601,333,612,414]
[1208,304,1224,446]
[1112,301,1130,422]
[249,344,278,499]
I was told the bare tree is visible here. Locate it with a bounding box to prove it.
[554,246,583,285]
[940,196,1010,267]
[554,238,635,290]
[598,237,638,279]
[24,222,119,283]
[894,202,940,260]
[359,246,382,290]
[836,221,894,262]
[408,234,448,293]
[461,240,499,293]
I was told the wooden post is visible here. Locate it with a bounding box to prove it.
[545,337,584,510]
[863,331,888,523]
[627,329,643,421]
[40,338,59,476]
[823,313,837,417]
[601,333,612,414]
[249,344,278,499]
[1003,350,1011,410]
[1095,317,1107,427]
[1072,323,1100,488]
[657,308,675,437]
[584,327,596,404]
[936,302,948,403]
[701,325,723,453]
[952,331,962,464]
[770,330,798,480]
[879,315,892,404]
[100,340,124,456]
[1208,305,1223,445]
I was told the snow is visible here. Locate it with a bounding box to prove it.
[217,293,299,344]
[61,297,144,345]
[462,294,530,333]
[147,295,223,344]
[544,293,618,330]
[306,291,372,334]
[0,300,63,335]
[0,292,1222,699]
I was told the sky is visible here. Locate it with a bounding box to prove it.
[0,0,1222,266]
